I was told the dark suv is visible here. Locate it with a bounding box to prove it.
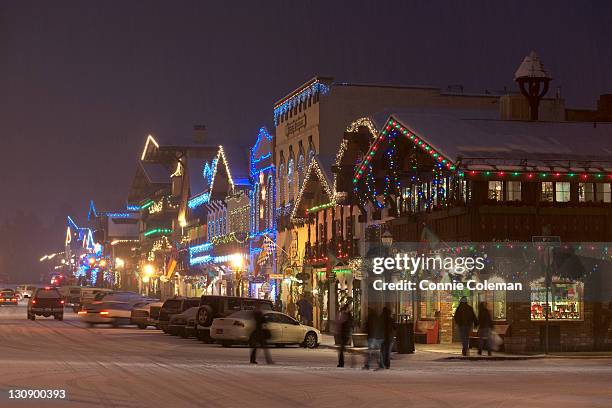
[27,287,64,320]
[158,297,201,333]
[194,296,273,343]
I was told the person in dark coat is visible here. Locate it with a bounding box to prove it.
[380,307,395,369]
[477,302,494,356]
[337,305,353,367]
[363,308,384,369]
[250,307,273,364]
[453,296,478,356]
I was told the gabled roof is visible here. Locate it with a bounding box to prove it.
[250,127,274,176]
[291,155,334,222]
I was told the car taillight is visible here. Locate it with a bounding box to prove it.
[32,299,37,304]
[233,321,245,327]
[100,311,109,315]
[60,300,65,304]
[11,298,17,302]
[77,311,87,315]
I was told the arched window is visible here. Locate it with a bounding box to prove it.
[287,158,295,203]
[266,175,274,229]
[278,163,285,206]
[297,154,305,190]
[253,182,260,232]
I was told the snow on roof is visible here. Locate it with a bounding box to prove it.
[514,51,552,80]
[387,110,612,170]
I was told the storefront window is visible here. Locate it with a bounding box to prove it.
[555,182,570,202]
[506,181,521,201]
[541,182,554,202]
[530,280,583,320]
[488,181,503,201]
[596,183,611,203]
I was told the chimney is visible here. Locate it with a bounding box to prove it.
[193,125,206,144]
[514,51,552,120]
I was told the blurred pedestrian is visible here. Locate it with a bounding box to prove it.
[363,308,383,370]
[286,299,296,319]
[337,305,353,367]
[250,307,273,364]
[454,296,478,356]
[477,302,493,356]
[380,307,395,368]
[297,295,313,326]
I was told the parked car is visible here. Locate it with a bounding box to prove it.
[78,300,155,327]
[15,285,37,299]
[195,296,273,343]
[158,297,201,333]
[0,289,19,306]
[27,287,64,320]
[167,307,200,338]
[57,286,84,312]
[131,301,164,329]
[149,303,163,328]
[210,310,320,348]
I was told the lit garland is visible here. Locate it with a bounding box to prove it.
[189,242,213,256]
[143,228,172,237]
[354,117,455,184]
[127,204,140,211]
[110,239,139,246]
[345,117,379,139]
[149,198,164,214]
[104,212,134,218]
[273,80,330,125]
[188,192,210,209]
[463,170,612,180]
[140,135,160,161]
[290,156,334,222]
[140,199,154,210]
[307,202,335,213]
[211,232,248,245]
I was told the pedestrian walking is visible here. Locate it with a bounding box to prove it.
[250,307,273,364]
[477,302,493,356]
[380,307,395,368]
[297,295,313,326]
[363,308,384,370]
[337,305,353,368]
[453,296,478,356]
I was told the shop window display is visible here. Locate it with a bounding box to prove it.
[530,280,583,320]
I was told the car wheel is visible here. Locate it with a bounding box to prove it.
[28,314,35,321]
[221,341,233,348]
[137,323,147,329]
[197,305,214,327]
[304,332,318,349]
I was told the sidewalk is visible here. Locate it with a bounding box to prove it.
[318,334,612,360]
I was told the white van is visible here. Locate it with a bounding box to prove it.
[15,285,37,299]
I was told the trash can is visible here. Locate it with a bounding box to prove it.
[396,320,415,354]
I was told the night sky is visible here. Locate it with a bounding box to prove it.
[1,0,611,282]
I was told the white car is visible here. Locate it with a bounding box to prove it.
[78,301,151,327]
[210,310,320,348]
[15,285,37,299]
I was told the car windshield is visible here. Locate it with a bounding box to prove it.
[35,289,61,298]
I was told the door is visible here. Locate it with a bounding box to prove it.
[275,313,303,343]
[263,313,283,343]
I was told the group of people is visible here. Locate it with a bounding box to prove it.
[336,305,394,369]
[251,297,496,365]
[454,296,495,356]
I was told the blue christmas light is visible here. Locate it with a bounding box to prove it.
[188,192,210,209]
[273,81,329,125]
[189,242,213,256]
